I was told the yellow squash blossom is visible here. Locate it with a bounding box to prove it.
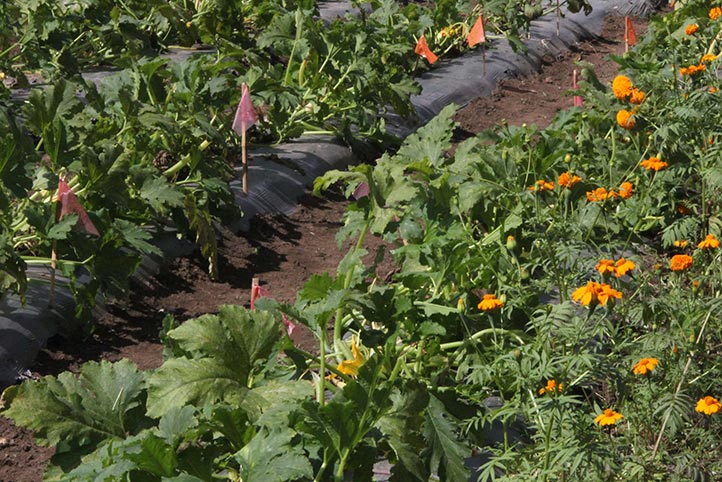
[616,109,636,129]
[595,408,624,426]
[478,293,504,311]
[337,338,366,376]
[640,156,668,171]
[538,379,563,395]
[612,75,633,100]
[632,357,659,375]
[698,233,720,249]
[670,254,693,271]
[696,396,722,415]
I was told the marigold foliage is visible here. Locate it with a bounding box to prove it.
[594,408,624,426]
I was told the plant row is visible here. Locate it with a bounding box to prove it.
[0,0,594,321]
[6,1,722,482]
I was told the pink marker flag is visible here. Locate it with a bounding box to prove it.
[232,83,258,135]
[467,16,487,47]
[572,69,584,107]
[56,179,100,236]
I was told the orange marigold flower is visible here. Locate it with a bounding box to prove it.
[632,357,659,375]
[587,187,610,202]
[676,203,691,215]
[558,171,582,188]
[674,240,688,248]
[640,156,668,171]
[680,64,706,76]
[710,86,719,93]
[539,379,563,395]
[596,259,616,276]
[685,24,699,35]
[595,408,624,426]
[571,281,622,307]
[670,254,693,271]
[618,182,633,199]
[629,88,646,105]
[612,75,633,100]
[698,233,720,249]
[696,396,722,415]
[617,109,636,129]
[528,180,554,192]
[710,7,722,20]
[701,54,718,63]
[615,258,636,277]
[478,293,503,311]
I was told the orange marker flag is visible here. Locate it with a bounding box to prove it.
[414,34,438,64]
[467,15,487,47]
[624,16,637,52]
[572,69,583,107]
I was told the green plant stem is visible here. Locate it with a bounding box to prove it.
[651,308,713,459]
[542,410,555,482]
[439,327,525,351]
[318,324,327,406]
[333,221,369,361]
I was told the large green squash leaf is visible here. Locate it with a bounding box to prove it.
[234,428,313,482]
[2,359,147,450]
[146,306,282,418]
[423,395,470,482]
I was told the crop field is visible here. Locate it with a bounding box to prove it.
[2,0,722,481]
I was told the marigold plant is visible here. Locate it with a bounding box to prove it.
[710,6,722,20]
[632,357,659,375]
[685,23,698,35]
[612,75,633,100]
[618,181,634,199]
[640,156,668,171]
[629,88,646,104]
[670,254,693,271]
[696,396,721,415]
[617,109,636,129]
[538,379,563,395]
[571,281,622,307]
[478,293,503,311]
[674,240,688,248]
[594,408,624,427]
[698,234,720,249]
[558,171,581,188]
[528,179,554,192]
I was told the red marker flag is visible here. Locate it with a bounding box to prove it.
[624,17,637,51]
[56,179,99,236]
[414,34,438,64]
[572,69,584,107]
[232,83,258,135]
[467,15,487,47]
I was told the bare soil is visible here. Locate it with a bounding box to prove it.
[0,13,648,482]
